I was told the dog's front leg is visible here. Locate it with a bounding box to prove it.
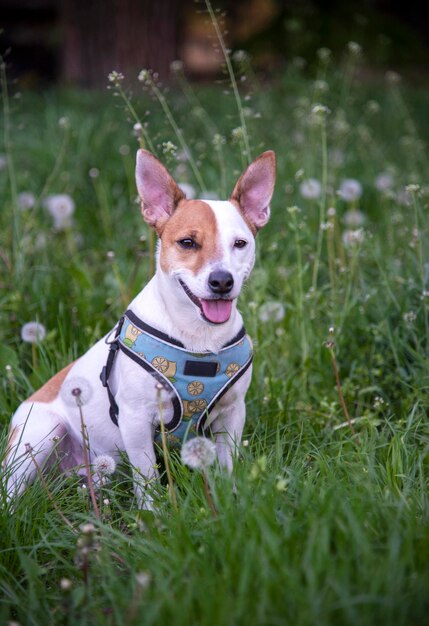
[210,396,247,473]
[117,409,159,510]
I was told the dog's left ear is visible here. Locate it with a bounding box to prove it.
[231,151,276,231]
[135,149,185,232]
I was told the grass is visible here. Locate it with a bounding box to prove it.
[1,40,429,625]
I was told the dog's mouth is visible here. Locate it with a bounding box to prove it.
[179,280,233,324]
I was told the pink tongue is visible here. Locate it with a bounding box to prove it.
[201,299,233,323]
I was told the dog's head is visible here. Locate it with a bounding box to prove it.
[135,149,276,325]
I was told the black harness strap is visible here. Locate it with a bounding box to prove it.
[100,316,125,426]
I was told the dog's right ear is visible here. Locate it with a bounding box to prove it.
[135,149,185,232]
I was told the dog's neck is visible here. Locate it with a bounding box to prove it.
[129,273,244,354]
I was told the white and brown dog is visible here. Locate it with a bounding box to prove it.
[4,149,276,508]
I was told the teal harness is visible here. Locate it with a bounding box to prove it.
[100,310,253,444]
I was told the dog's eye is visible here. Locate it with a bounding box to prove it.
[234,239,248,249]
[178,238,197,249]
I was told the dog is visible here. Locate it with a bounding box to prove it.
[4,149,276,508]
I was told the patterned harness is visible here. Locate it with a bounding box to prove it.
[100,310,253,444]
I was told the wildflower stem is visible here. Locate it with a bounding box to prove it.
[291,209,308,365]
[205,0,252,165]
[410,190,429,352]
[328,348,359,446]
[312,117,328,291]
[202,472,218,518]
[114,82,154,152]
[157,388,178,510]
[144,76,206,192]
[77,400,100,518]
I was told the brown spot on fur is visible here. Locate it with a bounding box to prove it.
[3,425,20,464]
[159,199,221,274]
[27,362,76,403]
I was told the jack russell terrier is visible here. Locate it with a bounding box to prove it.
[4,149,276,508]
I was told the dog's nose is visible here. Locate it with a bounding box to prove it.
[208,270,234,295]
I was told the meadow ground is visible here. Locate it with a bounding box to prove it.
[1,45,429,625]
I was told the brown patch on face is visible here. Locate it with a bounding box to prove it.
[229,198,258,236]
[159,200,221,274]
[27,362,76,404]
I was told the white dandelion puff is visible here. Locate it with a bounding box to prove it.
[375,172,394,192]
[343,209,366,227]
[181,437,217,471]
[45,194,75,230]
[179,182,196,199]
[342,228,365,248]
[0,154,7,170]
[17,192,36,211]
[60,377,93,407]
[259,301,285,323]
[93,455,116,476]
[21,321,46,343]
[338,179,362,202]
[299,178,321,200]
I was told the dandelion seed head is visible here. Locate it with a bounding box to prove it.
[342,228,365,248]
[21,321,46,344]
[0,154,7,170]
[385,71,401,85]
[178,182,196,199]
[374,172,393,192]
[343,209,366,227]
[80,522,96,535]
[93,455,116,476]
[317,47,332,63]
[17,191,36,211]
[58,116,70,130]
[60,377,93,406]
[89,167,99,179]
[60,578,72,591]
[347,41,362,56]
[170,59,183,73]
[45,194,75,231]
[299,178,321,200]
[136,571,152,589]
[403,310,416,324]
[181,437,217,470]
[338,179,362,202]
[259,301,285,323]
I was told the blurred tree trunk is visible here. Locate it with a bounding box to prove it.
[60,0,183,87]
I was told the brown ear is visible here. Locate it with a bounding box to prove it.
[231,151,276,230]
[135,149,185,231]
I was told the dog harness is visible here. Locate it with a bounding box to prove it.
[100,310,253,444]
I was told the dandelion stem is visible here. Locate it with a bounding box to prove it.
[202,472,218,518]
[77,400,100,518]
[144,76,206,192]
[312,117,328,291]
[114,82,154,152]
[328,348,360,446]
[157,388,177,510]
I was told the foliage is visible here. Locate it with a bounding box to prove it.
[1,42,429,625]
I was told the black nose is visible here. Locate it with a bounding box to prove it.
[208,270,234,295]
